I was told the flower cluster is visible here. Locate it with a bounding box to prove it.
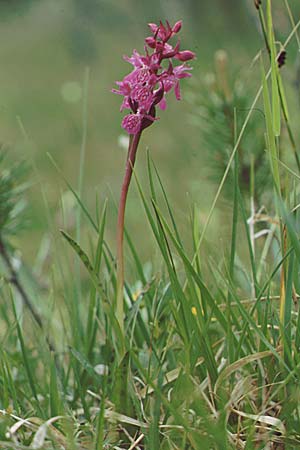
[112,20,195,135]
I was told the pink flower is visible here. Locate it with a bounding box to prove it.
[113,20,195,134]
[122,111,157,134]
[122,114,142,134]
[131,85,154,111]
[123,49,145,69]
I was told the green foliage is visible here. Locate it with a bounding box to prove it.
[0,0,35,22]
[189,51,271,200]
[0,151,28,238]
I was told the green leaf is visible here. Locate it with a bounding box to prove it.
[261,57,280,194]
[60,230,103,293]
[267,0,281,136]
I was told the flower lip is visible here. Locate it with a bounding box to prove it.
[122,113,142,134]
[131,85,153,111]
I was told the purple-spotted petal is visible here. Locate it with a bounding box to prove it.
[122,114,142,135]
[131,86,154,111]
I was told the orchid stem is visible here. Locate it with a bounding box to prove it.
[116,131,142,335]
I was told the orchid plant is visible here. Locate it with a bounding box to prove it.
[113,20,195,335]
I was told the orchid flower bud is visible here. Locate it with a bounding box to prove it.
[172,20,182,34]
[175,50,196,62]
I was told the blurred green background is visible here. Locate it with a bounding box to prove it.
[0,0,299,269]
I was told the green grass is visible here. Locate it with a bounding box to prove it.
[1,1,300,449]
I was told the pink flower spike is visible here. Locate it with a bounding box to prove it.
[175,50,196,62]
[113,19,195,134]
[122,114,141,135]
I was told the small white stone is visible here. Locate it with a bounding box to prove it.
[94,364,109,376]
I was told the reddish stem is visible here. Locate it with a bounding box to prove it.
[116,131,142,333]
